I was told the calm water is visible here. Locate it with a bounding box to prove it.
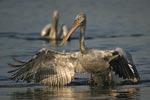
[0,0,150,100]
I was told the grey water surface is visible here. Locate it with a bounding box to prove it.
[0,0,150,100]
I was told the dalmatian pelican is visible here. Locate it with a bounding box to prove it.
[60,12,140,85]
[8,13,140,86]
[41,10,68,40]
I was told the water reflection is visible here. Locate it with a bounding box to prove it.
[9,85,139,100]
[41,39,58,46]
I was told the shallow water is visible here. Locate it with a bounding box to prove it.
[0,0,150,100]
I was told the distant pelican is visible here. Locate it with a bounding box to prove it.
[60,13,140,85]
[41,10,68,40]
[8,13,140,86]
[58,24,68,40]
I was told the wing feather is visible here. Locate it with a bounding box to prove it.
[109,48,140,83]
[8,49,78,86]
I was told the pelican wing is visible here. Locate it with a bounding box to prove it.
[109,48,140,83]
[68,52,86,73]
[8,48,77,86]
[41,24,51,37]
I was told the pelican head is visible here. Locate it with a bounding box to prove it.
[50,10,59,39]
[60,12,86,45]
[73,12,86,27]
[53,10,59,21]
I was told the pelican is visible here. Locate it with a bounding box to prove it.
[8,13,140,86]
[41,10,68,40]
[60,13,140,85]
[58,24,69,40]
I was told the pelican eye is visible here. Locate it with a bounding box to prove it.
[75,14,85,22]
[112,51,119,56]
[103,56,110,61]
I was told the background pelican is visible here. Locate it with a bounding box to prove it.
[41,10,68,40]
[8,13,140,86]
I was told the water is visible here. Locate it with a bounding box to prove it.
[0,0,150,100]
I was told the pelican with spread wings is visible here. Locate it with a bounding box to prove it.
[8,13,140,86]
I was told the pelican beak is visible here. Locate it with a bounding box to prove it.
[60,19,81,46]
